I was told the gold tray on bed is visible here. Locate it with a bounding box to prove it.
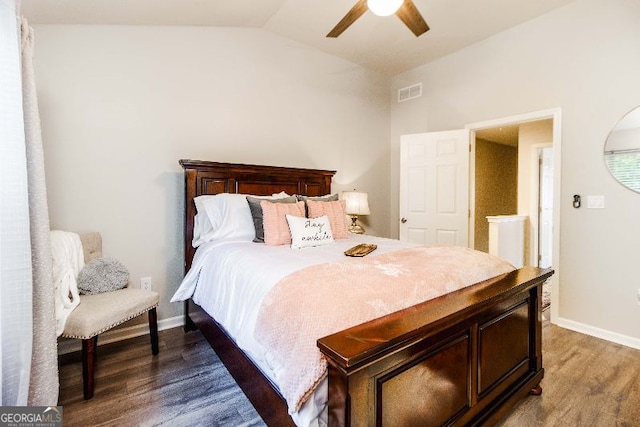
[344,243,377,257]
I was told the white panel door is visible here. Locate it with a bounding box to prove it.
[400,130,470,247]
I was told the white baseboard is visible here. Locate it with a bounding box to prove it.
[555,316,640,350]
[58,315,185,355]
[59,314,639,354]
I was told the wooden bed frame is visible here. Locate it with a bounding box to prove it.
[179,159,553,426]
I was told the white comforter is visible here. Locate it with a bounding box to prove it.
[170,234,415,426]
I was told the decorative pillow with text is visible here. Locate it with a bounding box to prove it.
[286,214,334,249]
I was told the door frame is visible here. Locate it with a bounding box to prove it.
[466,108,562,323]
[532,143,553,268]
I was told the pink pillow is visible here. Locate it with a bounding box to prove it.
[261,200,305,246]
[306,200,349,239]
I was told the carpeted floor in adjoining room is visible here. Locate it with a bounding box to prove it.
[542,277,552,311]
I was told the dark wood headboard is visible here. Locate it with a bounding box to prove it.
[179,160,336,272]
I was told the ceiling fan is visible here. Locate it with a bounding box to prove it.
[327,0,429,38]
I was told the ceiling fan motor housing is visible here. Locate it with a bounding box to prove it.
[327,0,429,38]
[367,0,404,16]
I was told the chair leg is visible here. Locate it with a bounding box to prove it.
[148,307,159,355]
[82,336,98,400]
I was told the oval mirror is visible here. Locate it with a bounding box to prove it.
[604,106,640,193]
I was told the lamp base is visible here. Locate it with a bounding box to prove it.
[348,215,365,234]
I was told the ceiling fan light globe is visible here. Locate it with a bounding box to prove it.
[367,0,404,17]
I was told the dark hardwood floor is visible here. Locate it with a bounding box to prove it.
[58,327,264,426]
[58,312,640,426]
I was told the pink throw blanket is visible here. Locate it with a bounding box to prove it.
[254,245,515,413]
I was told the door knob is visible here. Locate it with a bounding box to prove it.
[401,218,407,223]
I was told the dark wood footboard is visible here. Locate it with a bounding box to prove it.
[317,266,552,426]
[186,266,551,426]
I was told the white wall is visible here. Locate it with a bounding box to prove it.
[517,120,553,216]
[33,25,391,322]
[518,120,553,266]
[391,0,640,345]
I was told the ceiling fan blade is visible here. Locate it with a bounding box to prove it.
[326,0,368,38]
[396,0,430,37]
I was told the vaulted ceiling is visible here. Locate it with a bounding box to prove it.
[20,0,575,76]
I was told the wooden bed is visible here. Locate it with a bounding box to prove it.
[179,159,553,426]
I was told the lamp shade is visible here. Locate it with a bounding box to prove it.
[367,0,403,17]
[342,191,371,215]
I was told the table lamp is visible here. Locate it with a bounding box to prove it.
[342,191,371,234]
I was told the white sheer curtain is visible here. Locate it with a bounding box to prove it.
[22,16,58,406]
[0,0,34,405]
[0,0,58,405]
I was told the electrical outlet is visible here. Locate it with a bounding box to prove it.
[140,277,152,291]
[637,288,640,306]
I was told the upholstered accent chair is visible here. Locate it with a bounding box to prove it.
[61,232,160,399]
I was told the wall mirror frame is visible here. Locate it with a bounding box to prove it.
[604,106,640,193]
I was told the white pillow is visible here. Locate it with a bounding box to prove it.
[192,193,256,247]
[192,192,293,247]
[271,191,291,199]
[286,214,334,249]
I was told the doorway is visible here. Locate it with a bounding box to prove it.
[472,120,554,268]
[467,109,561,322]
[398,108,561,321]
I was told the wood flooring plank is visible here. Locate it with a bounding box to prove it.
[59,327,265,427]
[496,318,640,427]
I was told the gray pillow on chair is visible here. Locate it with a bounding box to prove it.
[77,256,129,295]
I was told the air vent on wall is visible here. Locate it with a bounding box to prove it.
[398,83,422,102]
